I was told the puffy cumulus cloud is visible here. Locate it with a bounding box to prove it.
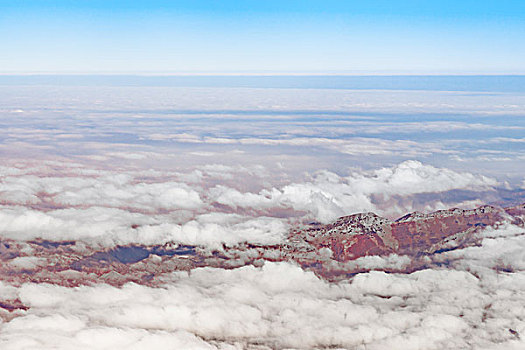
[0,161,503,246]
[133,216,286,247]
[343,254,412,271]
[0,314,213,350]
[436,223,525,273]
[0,206,286,247]
[2,232,525,350]
[0,206,157,245]
[0,174,204,211]
[210,160,499,222]
[357,160,498,194]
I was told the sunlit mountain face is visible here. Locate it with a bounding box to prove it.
[1,77,524,349]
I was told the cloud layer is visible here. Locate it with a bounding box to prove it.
[0,160,502,247]
[1,222,524,349]
[1,86,524,182]
[1,85,524,349]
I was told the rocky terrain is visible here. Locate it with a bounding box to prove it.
[1,203,524,318]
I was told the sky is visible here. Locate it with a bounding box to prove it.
[1,0,525,74]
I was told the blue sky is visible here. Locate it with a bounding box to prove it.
[1,0,525,74]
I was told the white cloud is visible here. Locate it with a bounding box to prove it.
[1,245,525,349]
[209,160,499,222]
[0,161,502,247]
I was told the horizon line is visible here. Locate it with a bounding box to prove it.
[1,71,525,77]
